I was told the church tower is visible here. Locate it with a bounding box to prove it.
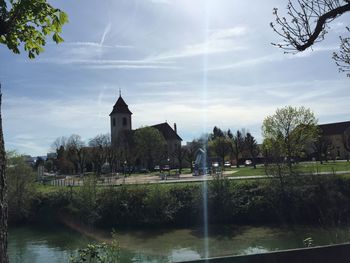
[110,93,132,146]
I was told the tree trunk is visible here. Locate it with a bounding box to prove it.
[0,88,8,263]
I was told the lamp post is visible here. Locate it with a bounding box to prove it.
[167,158,170,177]
[123,160,127,178]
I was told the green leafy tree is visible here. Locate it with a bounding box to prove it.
[184,139,201,173]
[6,152,36,223]
[232,130,246,168]
[0,0,68,58]
[262,106,318,173]
[89,135,108,176]
[172,144,187,174]
[75,175,99,225]
[209,136,232,168]
[244,132,259,169]
[313,133,333,164]
[0,2,68,261]
[134,127,166,171]
[67,134,87,175]
[211,126,225,140]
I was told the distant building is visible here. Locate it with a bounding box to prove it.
[109,94,182,161]
[318,121,350,160]
[23,155,35,166]
[47,152,57,159]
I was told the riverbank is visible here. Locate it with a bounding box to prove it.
[10,174,350,229]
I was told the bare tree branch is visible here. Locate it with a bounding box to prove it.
[271,0,350,76]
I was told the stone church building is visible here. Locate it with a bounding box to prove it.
[109,94,182,161]
[318,121,350,160]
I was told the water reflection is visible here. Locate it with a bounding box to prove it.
[9,224,350,263]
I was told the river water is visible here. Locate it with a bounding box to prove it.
[8,224,350,263]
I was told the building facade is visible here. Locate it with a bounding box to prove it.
[318,121,350,160]
[110,94,182,160]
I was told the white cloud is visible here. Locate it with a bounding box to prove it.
[63,42,133,49]
[150,26,248,60]
[148,0,171,4]
[100,22,112,46]
[4,77,350,155]
[37,57,179,70]
[3,0,350,156]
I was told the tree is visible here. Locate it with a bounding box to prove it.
[271,0,350,76]
[6,153,35,223]
[211,126,225,140]
[184,139,201,172]
[172,144,187,174]
[67,134,87,175]
[244,132,259,169]
[343,128,350,161]
[334,27,350,76]
[104,135,118,173]
[52,136,67,153]
[134,127,166,171]
[51,137,76,174]
[262,106,318,172]
[232,130,246,168]
[89,134,108,176]
[209,136,232,168]
[0,2,68,261]
[313,133,333,164]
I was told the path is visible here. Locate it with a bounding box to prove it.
[49,170,350,187]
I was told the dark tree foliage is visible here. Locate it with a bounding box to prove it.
[343,128,350,161]
[245,133,259,169]
[185,139,201,172]
[271,0,350,76]
[0,2,67,261]
[210,136,231,168]
[134,127,166,171]
[313,134,333,164]
[212,126,225,140]
[232,130,246,168]
[172,145,187,174]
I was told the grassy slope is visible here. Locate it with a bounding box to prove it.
[226,161,350,177]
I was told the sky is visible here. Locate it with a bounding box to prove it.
[1,0,350,156]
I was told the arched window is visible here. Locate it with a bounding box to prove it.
[113,118,116,127]
[123,117,127,126]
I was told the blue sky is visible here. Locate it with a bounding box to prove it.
[1,0,349,156]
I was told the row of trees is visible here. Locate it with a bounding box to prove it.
[50,127,260,175]
[52,134,112,175]
[206,127,259,169]
[47,107,350,177]
[314,132,350,164]
[51,127,171,175]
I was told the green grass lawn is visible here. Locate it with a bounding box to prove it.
[226,161,350,177]
[35,184,62,194]
[226,166,266,176]
[295,161,350,174]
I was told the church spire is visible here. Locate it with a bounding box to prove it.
[119,89,121,97]
[110,92,132,116]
